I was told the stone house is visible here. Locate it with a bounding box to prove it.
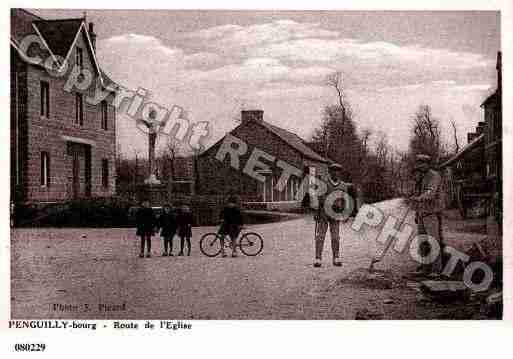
[196,110,331,210]
[10,9,117,204]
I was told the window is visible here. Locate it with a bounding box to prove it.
[101,159,109,188]
[489,111,495,139]
[40,81,49,118]
[272,176,278,202]
[101,101,108,130]
[292,177,299,200]
[494,110,501,139]
[75,93,84,125]
[76,47,83,70]
[40,152,50,187]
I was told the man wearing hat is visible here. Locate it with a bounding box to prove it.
[313,163,358,268]
[408,154,446,277]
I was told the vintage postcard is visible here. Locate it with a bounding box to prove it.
[3,0,512,356]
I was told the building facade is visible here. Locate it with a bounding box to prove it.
[440,51,502,223]
[11,9,117,204]
[482,52,502,222]
[196,110,331,209]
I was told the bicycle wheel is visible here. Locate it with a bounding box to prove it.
[199,233,223,257]
[239,232,263,256]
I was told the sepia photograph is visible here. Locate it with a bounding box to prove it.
[9,7,503,321]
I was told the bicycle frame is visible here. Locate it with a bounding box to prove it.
[218,233,254,248]
[218,234,237,248]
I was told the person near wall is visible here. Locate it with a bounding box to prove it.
[136,199,156,258]
[407,154,446,277]
[314,163,358,268]
[218,195,244,258]
[159,203,178,256]
[177,205,193,256]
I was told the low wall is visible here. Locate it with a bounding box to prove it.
[244,201,301,212]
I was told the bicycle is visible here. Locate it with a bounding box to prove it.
[199,227,264,257]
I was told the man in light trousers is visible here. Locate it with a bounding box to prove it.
[313,163,357,268]
[408,154,446,277]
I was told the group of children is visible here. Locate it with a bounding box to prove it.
[135,196,243,258]
[135,200,193,258]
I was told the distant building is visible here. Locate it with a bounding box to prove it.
[10,9,118,204]
[482,51,502,193]
[196,110,331,210]
[440,51,502,224]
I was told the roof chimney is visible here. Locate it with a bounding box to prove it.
[88,22,96,53]
[241,110,263,123]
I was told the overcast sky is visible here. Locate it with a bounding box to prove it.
[33,9,500,157]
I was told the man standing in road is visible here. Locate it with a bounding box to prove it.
[313,163,357,268]
[407,154,446,277]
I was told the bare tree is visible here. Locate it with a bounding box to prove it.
[115,143,122,184]
[392,151,410,196]
[356,128,373,178]
[375,131,390,168]
[360,128,372,156]
[310,71,355,161]
[160,138,179,182]
[409,104,444,162]
[326,72,346,111]
[191,147,204,195]
[450,119,460,154]
[133,150,140,185]
[325,71,350,135]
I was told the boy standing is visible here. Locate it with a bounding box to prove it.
[159,204,177,256]
[136,200,156,258]
[177,205,193,256]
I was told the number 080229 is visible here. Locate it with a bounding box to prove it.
[14,343,46,352]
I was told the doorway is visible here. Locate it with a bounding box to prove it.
[68,142,92,199]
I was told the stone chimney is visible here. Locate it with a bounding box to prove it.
[88,22,96,53]
[241,110,264,123]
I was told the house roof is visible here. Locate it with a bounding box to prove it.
[481,91,499,107]
[11,9,117,90]
[32,18,84,58]
[100,69,119,90]
[201,117,330,164]
[259,120,329,163]
[440,134,485,168]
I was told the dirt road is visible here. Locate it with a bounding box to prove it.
[12,199,471,319]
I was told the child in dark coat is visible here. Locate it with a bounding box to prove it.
[219,196,243,257]
[159,203,177,256]
[177,205,193,256]
[136,200,156,258]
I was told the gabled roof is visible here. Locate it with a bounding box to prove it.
[481,91,499,108]
[440,134,484,168]
[100,69,119,90]
[11,9,116,90]
[201,118,330,164]
[259,120,329,163]
[32,18,83,58]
